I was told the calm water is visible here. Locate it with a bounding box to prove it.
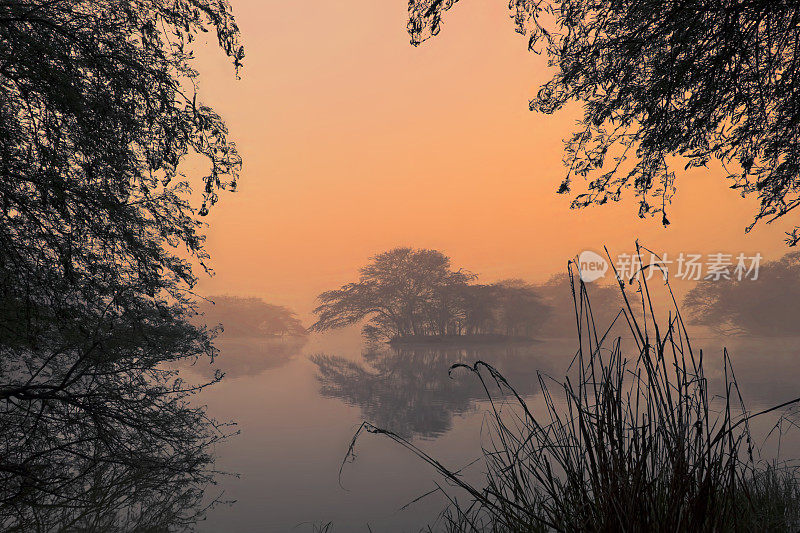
[187,330,800,532]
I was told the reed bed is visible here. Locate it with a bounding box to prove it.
[345,248,800,532]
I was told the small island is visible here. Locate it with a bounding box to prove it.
[310,247,548,343]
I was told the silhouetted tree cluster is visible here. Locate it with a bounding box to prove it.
[408,1,800,244]
[310,248,548,340]
[684,252,800,336]
[461,279,550,337]
[196,296,307,338]
[0,0,243,528]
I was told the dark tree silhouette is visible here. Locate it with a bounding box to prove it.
[0,1,243,527]
[0,0,244,352]
[408,1,800,243]
[684,252,800,336]
[310,248,476,339]
[310,248,548,340]
[494,279,550,337]
[0,0,243,309]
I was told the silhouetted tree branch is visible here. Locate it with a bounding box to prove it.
[408,0,800,243]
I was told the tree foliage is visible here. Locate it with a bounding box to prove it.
[408,0,800,243]
[310,248,548,340]
[0,0,243,527]
[0,0,243,303]
[532,273,626,338]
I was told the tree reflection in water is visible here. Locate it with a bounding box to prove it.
[311,342,561,439]
[0,296,234,531]
[186,336,308,380]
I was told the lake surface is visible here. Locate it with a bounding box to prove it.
[188,330,800,532]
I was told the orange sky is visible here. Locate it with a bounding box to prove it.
[188,0,792,320]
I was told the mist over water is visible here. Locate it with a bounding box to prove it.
[189,270,800,532]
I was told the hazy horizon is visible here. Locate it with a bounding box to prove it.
[186,0,790,320]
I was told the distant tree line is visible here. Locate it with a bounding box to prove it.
[185,296,308,380]
[196,296,307,338]
[684,252,800,336]
[310,248,549,341]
